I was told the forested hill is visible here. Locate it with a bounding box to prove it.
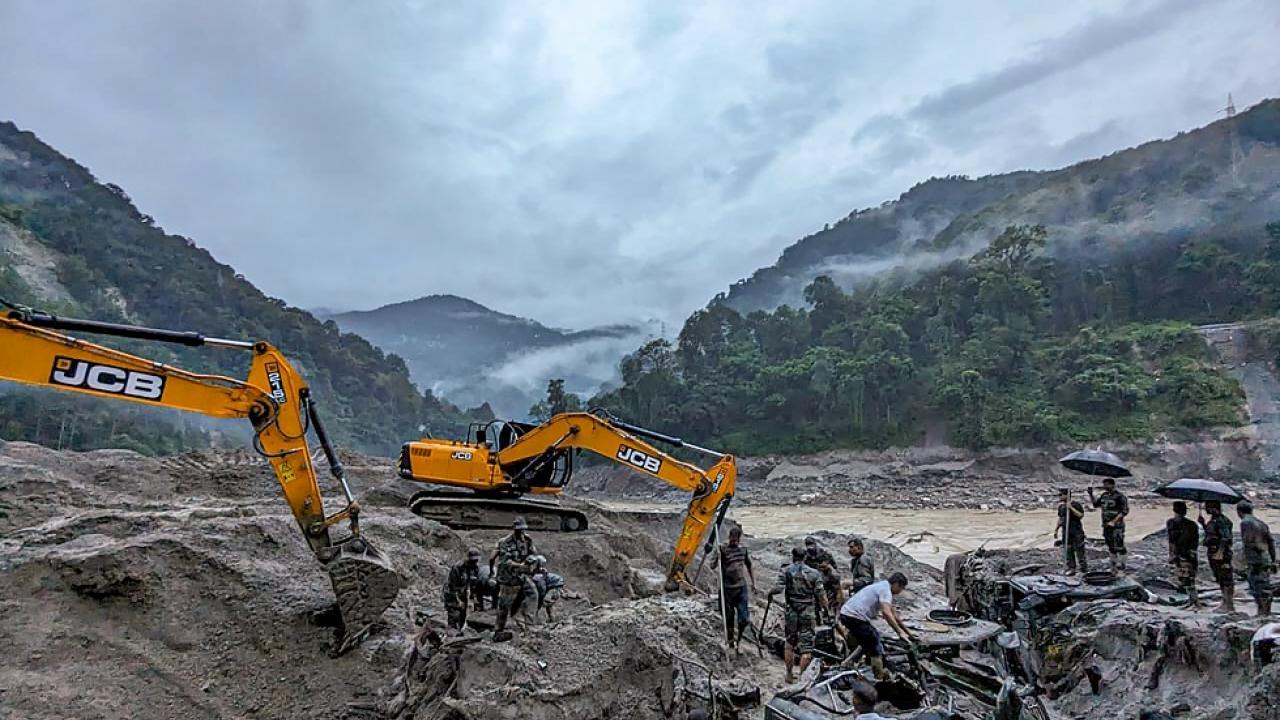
[328,294,646,419]
[0,122,480,455]
[724,99,1280,313]
[593,100,1280,457]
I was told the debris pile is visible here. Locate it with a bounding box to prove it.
[0,442,775,719]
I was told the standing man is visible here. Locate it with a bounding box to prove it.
[711,526,756,650]
[847,537,876,594]
[493,516,539,642]
[804,536,840,622]
[837,572,914,680]
[1167,502,1201,608]
[1200,501,1235,613]
[442,548,482,630]
[1089,478,1130,572]
[769,547,828,683]
[1238,501,1275,617]
[1055,488,1088,575]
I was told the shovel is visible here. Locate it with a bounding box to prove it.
[756,593,773,658]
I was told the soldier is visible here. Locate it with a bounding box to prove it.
[529,555,566,623]
[804,536,840,621]
[1089,477,1130,572]
[1238,501,1275,617]
[1166,502,1201,607]
[493,516,539,642]
[847,537,876,594]
[442,548,482,630]
[769,547,828,683]
[1199,501,1235,613]
[1055,488,1088,575]
[711,526,756,651]
[817,558,843,622]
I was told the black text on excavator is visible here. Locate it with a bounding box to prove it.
[0,302,401,654]
[398,411,736,590]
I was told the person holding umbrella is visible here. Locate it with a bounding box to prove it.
[1237,501,1275,617]
[1089,478,1130,572]
[1055,488,1088,575]
[1200,501,1235,613]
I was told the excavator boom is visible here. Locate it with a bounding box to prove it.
[400,411,736,591]
[0,308,400,653]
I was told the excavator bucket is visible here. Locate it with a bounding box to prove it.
[325,538,401,655]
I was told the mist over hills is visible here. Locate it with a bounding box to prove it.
[723,99,1280,314]
[327,295,654,420]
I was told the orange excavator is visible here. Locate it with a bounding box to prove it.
[0,301,400,653]
[398,410,737,590]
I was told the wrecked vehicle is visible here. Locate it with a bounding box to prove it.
[763,604,1051,720]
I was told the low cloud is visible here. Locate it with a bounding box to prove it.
[1,0,1275,332]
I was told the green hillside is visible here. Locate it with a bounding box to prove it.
[594,99,1280,455]
[0,122,480,455]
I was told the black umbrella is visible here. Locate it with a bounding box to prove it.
[1154,478,1244,505]
[1059,450,1132,478]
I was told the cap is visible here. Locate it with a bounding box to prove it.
[804,536,817,546]
[467,547,482,560]
[513,516,529,530]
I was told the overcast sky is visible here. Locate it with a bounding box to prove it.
[2,1,1277,329]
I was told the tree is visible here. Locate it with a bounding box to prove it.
[529,378,582,421]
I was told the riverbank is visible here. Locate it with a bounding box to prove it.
[602,501,1280,568]
[574,429,1275,510]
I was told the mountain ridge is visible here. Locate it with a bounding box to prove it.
[328,294,651,419]
[723,99,1280,313]
[0,120,480,455]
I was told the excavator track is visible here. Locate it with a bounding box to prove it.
[324,538,401,655]
[408,489,589,532]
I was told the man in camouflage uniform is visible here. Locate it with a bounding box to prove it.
[804,536,840,621]
[770,547,828,683]
[1089,478,1130,572]
[1166,501,1201,607]
[1238,500,1275,617]
[847,537,876,594]
[493,516,539,641]
[1200,501,1235,613]
[442,548,482,630]
[1055,488,1088,575]
[711,525,755,650]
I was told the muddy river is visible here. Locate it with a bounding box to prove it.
[602,502,1280,568]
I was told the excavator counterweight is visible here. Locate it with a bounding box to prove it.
[0,305,400,653]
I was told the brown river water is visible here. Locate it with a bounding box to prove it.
[601,502,1280,569]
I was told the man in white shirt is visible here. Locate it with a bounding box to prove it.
[838,572,914,679]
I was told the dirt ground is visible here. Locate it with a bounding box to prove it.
[0,442,808,720]
[3,440,1277,719]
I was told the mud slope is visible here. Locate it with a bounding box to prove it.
[0,442,795,720]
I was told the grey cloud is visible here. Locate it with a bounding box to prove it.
[1,0,1276,333]
[912,0,1201,121]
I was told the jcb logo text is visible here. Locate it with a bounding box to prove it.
[617,445,662,474]
[49,357,165,401]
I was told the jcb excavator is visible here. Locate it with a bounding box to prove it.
[398,411,736,590]
[0,301,400,653]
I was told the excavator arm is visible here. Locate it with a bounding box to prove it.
[0,308,400,653]
[496,412,737,589]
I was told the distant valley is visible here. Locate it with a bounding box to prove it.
[325,295,656,420]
